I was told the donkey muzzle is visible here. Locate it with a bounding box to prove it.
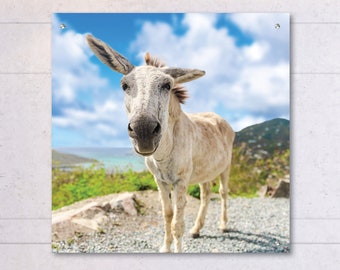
[128,116,162,156]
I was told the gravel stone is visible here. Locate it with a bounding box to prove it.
[52,196,290,253]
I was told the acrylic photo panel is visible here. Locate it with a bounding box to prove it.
[52,13,290,253]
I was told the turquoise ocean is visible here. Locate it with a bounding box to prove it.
[55,147,147,172]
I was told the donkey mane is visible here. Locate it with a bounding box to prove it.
[144,52,188,104]
[144,52,166,68]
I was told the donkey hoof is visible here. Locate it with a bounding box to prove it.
[159,246,171,253]
[219,228,229,233]
[190,233,200,239]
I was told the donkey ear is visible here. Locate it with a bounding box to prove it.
[163,68,205,84]
[86,34,134,75]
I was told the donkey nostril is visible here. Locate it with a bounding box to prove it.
[153,122,161,135]
[128,123,133,132]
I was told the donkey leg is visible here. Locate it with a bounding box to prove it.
[156,180,173,253]
[189,182,211,238]
[219,167,230,232]
[172,180,187,253]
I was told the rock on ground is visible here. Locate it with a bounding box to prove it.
[52,192,142,241]
[52,191,290,253]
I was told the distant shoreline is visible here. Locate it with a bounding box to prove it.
[52,149,98,167]
[52,148,147,172]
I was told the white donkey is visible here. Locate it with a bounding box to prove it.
[86,34,235,253]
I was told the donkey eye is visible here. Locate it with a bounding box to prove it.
[161,82,171,91]
[122,83,129,91]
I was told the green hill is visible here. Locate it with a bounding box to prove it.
[234,118,290,157]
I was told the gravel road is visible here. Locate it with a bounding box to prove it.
[53,195,290,253]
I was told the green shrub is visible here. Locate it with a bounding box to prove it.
[52,146,289,209]
[188,180,220,199]
[188,185,200,199]
[52,165,157,210]
[229,146,290,197]
[187,147,290,199]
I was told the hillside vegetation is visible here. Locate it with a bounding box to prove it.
[52,118,290,209]
[234,118,289,156]
[228,118,290,196]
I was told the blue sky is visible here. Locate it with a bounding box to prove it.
[52,13,290,147]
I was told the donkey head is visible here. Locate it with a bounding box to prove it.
[86,34,205,156]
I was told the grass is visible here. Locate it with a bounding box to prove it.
[228,146,289,197]
[52,164,157,210]
[188,147,289,199]
[52,147,289,209]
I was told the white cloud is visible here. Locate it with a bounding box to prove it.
[220,62,289,111]
[52,93,129,146]
[131,14,239,78]
[242,41,269,62]
[130,13,290,131]
[52,15,129,147]
[229,13,289,42]
[52,15,108,104]
[82,98,125,125]
[229,13,290,63]
[232,115,267,132]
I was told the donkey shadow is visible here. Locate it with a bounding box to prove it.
[189,229,290,253]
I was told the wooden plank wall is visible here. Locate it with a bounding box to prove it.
[1,1,339,269]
